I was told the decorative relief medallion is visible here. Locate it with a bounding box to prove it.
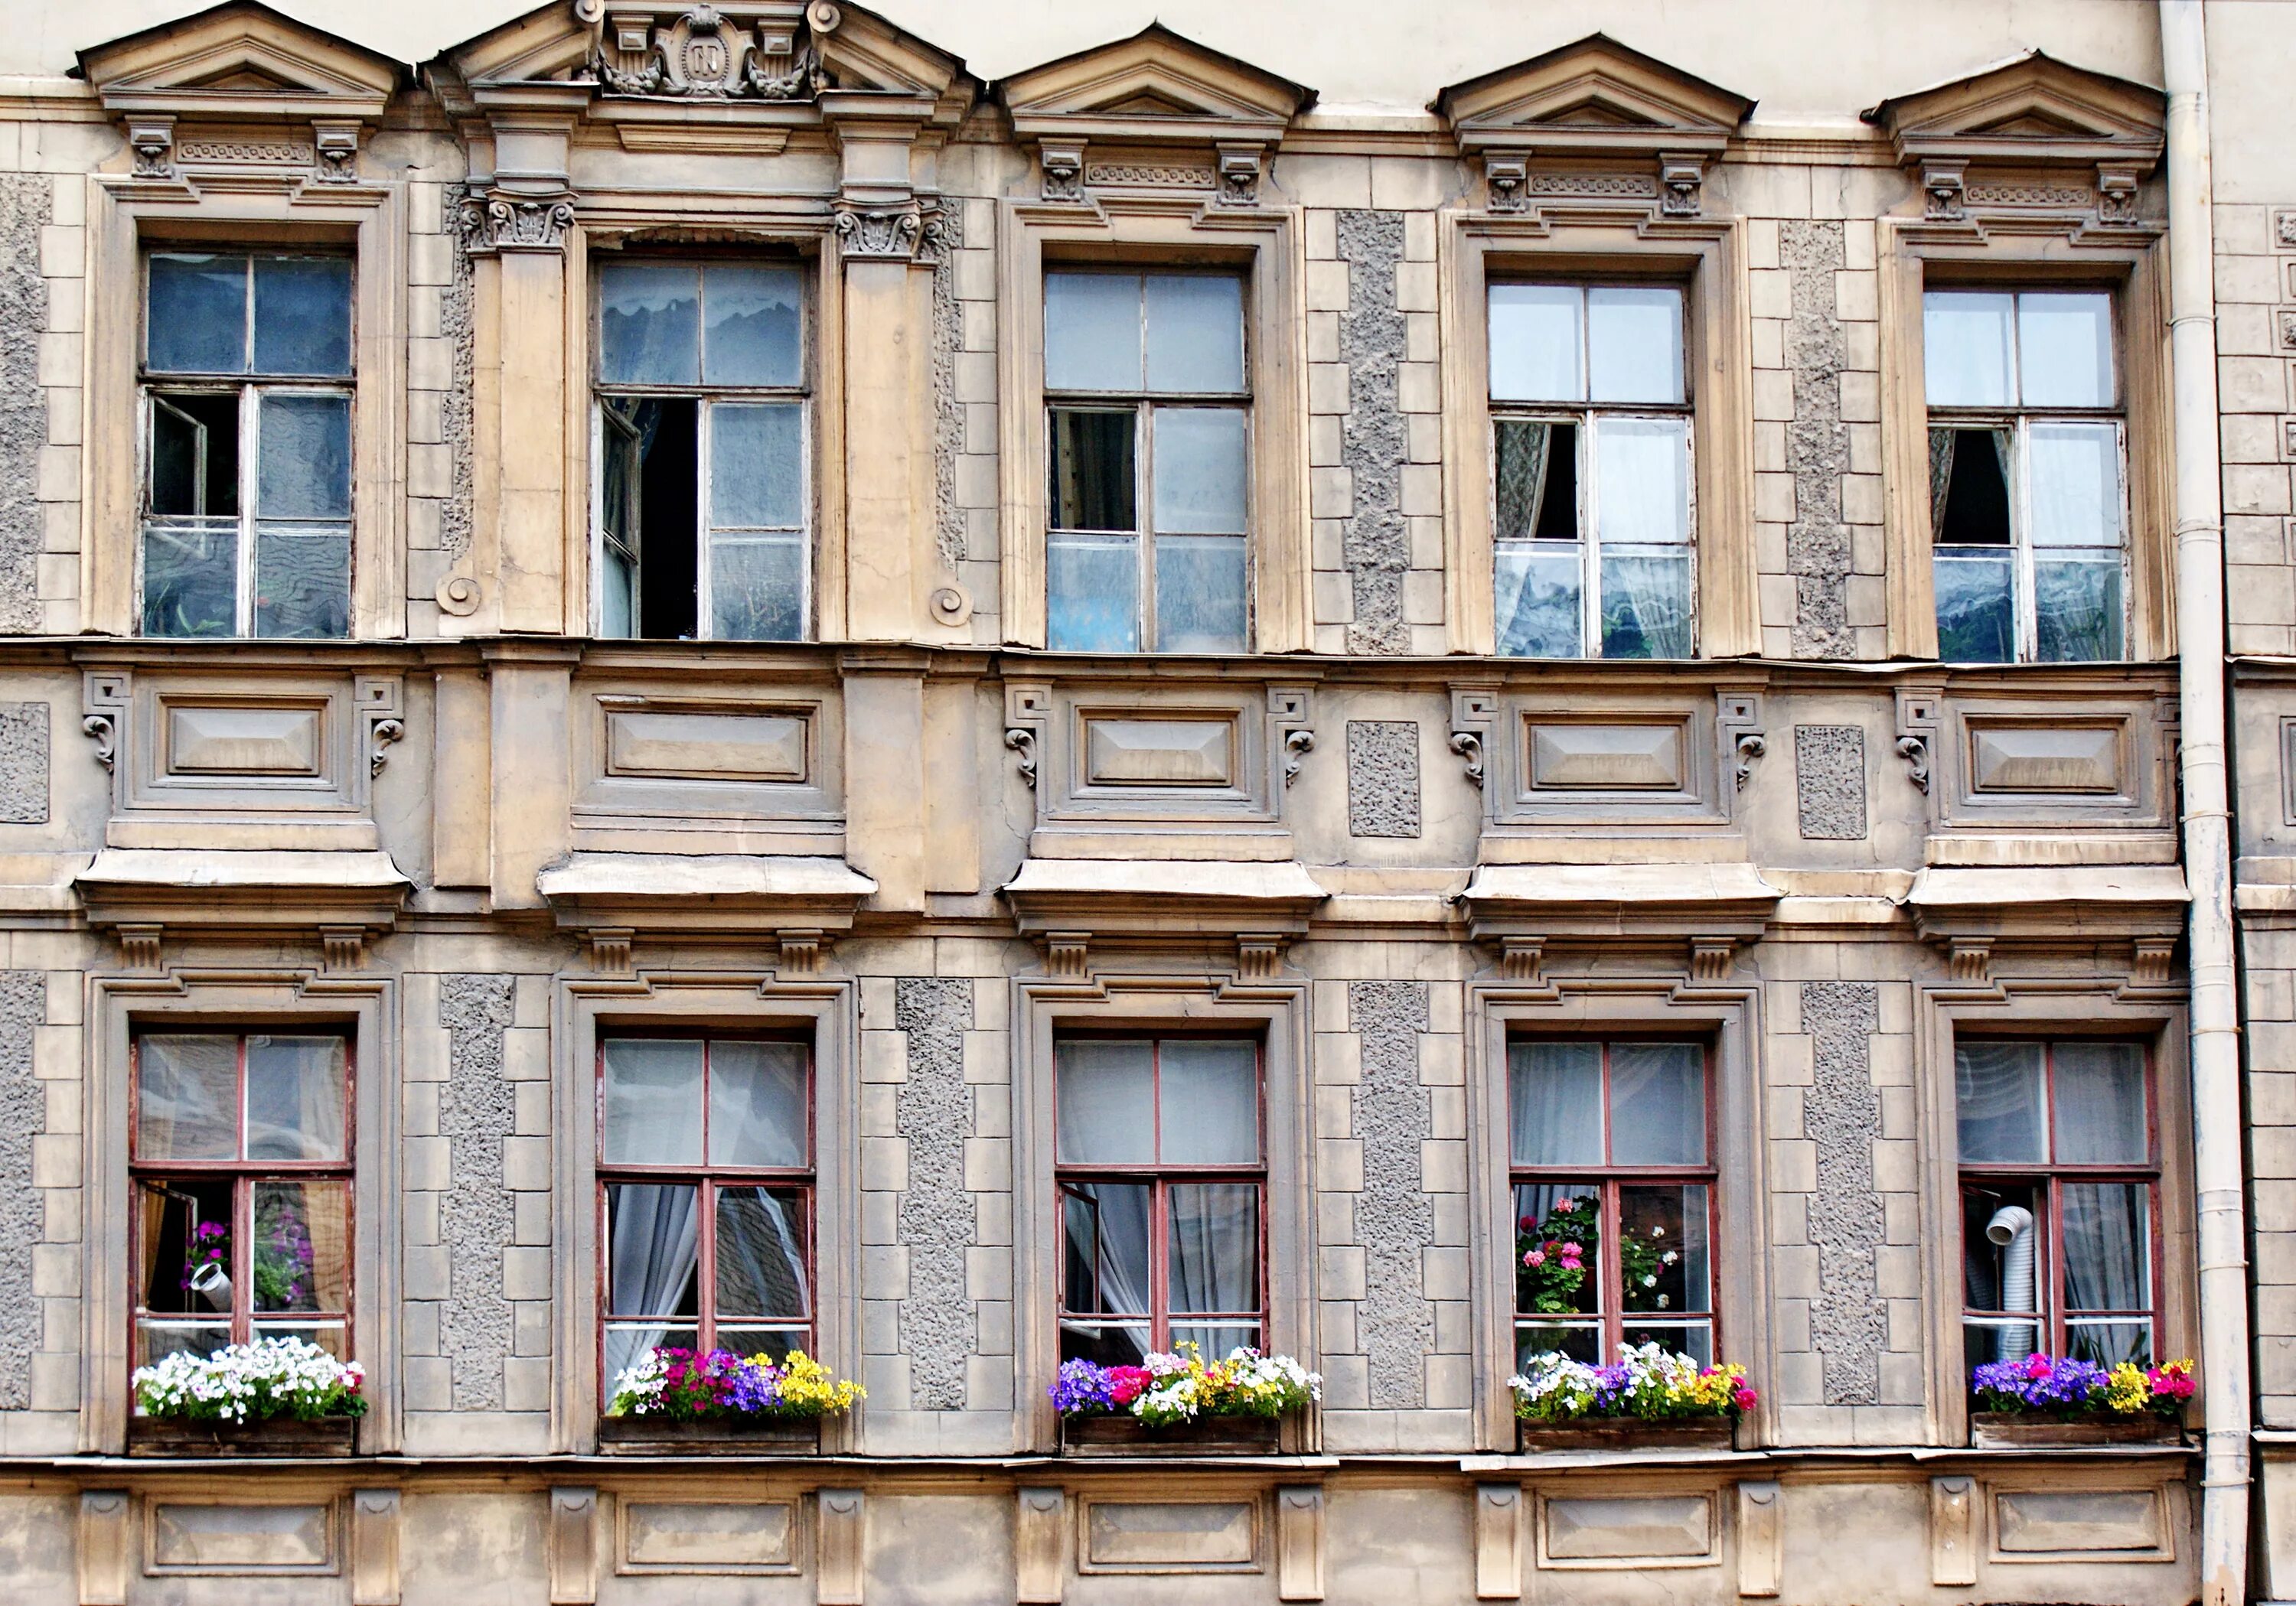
[590,2,828,101]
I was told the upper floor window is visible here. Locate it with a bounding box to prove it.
[1958,1039,2157,1367]
[1489,284,1693,659]
[1509,1039,1714,1366]
[1056,1035,1262,1363]
[131,1033,352,1367]
[1926,290,2127,662]
[595,261,810,641]
[1044,270,1250,653]
[139,252,354,639]
[598,1036,813,1386]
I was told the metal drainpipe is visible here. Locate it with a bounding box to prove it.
[2160,5,2251,1602]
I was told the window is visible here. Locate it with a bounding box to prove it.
[594,261,810,641]
[1958,1039,2157,1367]
[1925,290,2127,661]
[1044,271,1250,653]
[1489,284,1694,658]
[597,1037,813,1385]
[131,1034,352,1367]
[139,252,354,638]
[1056,1036,1262,1363]
[1508,1040,1714,1365]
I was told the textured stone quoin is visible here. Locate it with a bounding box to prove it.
[894,977,977,1410]
[1349,980,1434,1409]
[0,176,51,634]
[438,973,517,1410]
[1795,725,1868,841]
[1801,980,1887,1404]
[930,204,967,577]
[440,226,477,562]
[1783,220,1852,660]
[1336,210,1411,655]
[0,702,48,825]
[0,971,45,1408]
[1346,720,1422,838]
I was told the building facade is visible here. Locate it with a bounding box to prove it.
[0,0,2291,1600]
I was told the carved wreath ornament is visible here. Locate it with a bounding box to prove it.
[588,3,833,102]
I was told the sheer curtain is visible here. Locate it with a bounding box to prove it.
[607,1183,700,1380]
[1167,1183,1258,1354]
[1509,1042,1603,1165]
[1955,1041,2045,1161]
[2061,1181,2150,1362]
[713,1187,810,1324]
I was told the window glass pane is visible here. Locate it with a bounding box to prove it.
[1154,533,1247,653]
[1964,1181,2045,1319]
[1062,1321,1152,1367]
[1964,1314,2042,1370]
[1620,1184,1708,1321]
[605,1182,700,1320]
[2027,422,2121,548]
[245,1037,347,1161]
[2033,557,2124,663]
[717,1325,807,1365]
[709,534,805,641]
[1609,1044,1706,1165]
[1516,1321,1603,1366]
[1933,550,2014,662]
[142,525,239,637]
[1622,1320,1713,1367]
[714,1185,810,1320]
[1167,1182,1259,1315]
[598,263,702,386]
[1145,274,1245,394]
[1932,427,2011,546]
[1515,1181,1603,1319]
[1045,272,1143,391]
[1047,532,1140,652]
[252,257,352,377]
[1955,1041,2046,1162]
[1593,416,1689,545]
[1488,285,1582,402]
[2052,1043,2148,1164]
[1508,1041,1603,1165]
[709,402,803,529]
[602,1039,705,1165]
[1050,409,1136,531]
[602,546,635,638]
[1925,290,2016,406]
[1495,420,1577,542]
[708,1041,808,1168]
[2066,1319,2152,1367]
[702,264,802,386]
[2061,1181,2151,1315]
[148,254,247,373]
[256,393,351,520]
[255,527,351,639]
[605,1321,696,1389]
[1158,1040,1258,1165]
[1150,406,1247,533]
[1495,544,1582,658]
[1062,1180,1151,1314]
[251,1180,349,1313]
[1598,551,1693,659]
[2017,291,2113,409]
[1055,1039,1155,1164]
[1587,286,1684,404]
[137,1036,240,1160]
[150,393,240,519]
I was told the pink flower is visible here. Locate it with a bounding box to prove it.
[1552,1198,1576,1213]
[2023,1354,2053,1380]
[1733,1386,1760,1411]
[1524,1249,1546,1267]
[1518,1215,1534,1231]
[1106,1366,1151,1406]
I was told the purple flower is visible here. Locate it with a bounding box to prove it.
[1971,1354,2110,1412]
[1049,1359,1114,1415]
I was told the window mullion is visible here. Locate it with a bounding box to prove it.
[695,398,714,641]
[1137,403,1155,651]
[2014,415,2039,663]
[696,1177,715,1354]
[1581,409,1600,659]
[239,385,260,637]
[232,1176,252,1347]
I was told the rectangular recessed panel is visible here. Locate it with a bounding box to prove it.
[1085,1501,1256,1568]
[1544,1495,1712,1561]
[621,1501,796,1571]
[166,705,323,776]
[1526,722,1686,790]
[1967,723,2122,793]
[1995,1490,2164,1555]
[1083,718,1235,787]
[149,1503,332,1571]
[605,710,808,782]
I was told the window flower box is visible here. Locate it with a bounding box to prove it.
[129,1336,367,1458]
[1062,1412,1284,1457]
[1509,1344,1755,1451]
[597,1414,822,1455]
[1968,1412,2182,1449]
[1515,1417,1737,1452]
[129,1413,357,1458]
[602,1347,859,1455]
[1050,1347,1318,1457]
[1968,1355,2193,1448]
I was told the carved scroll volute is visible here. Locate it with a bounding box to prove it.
[1269,686,1315,792]
[1449,686,1499,807]
[1894,686,1941,800]
[1004,682,1052,800]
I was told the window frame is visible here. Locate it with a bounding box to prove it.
[1923,286,2132,664]
[1485,277,1699,660]
[1040,265,1254,655]
[587,253,817,643]
[1504,1035,1720,1365]
[592,1031,818,1390]
[1052,1031,1270,1360]
[126,1030,357,1366]
[1955,1035,2164,1367]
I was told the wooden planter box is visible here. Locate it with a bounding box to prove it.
[596,1414,823,1455]
[1516,1417,1737,1452]
[1970,1412,2183,1449]
[128,1415,359,1458]
[1062,1412,1284,1456]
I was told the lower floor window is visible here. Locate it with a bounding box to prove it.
[602,1180,814,1381]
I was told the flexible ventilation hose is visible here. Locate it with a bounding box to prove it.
[1986,1204,2037,1361]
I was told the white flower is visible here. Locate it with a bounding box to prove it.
[1652,1226,1666,1239]
[1662,1251,1679,1266]
[1642,1274,1658,1288]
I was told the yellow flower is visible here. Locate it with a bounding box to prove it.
[2102,1361,2151,1415]
[756,1350,865,1414]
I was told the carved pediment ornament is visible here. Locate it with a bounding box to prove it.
[589,3,832,103]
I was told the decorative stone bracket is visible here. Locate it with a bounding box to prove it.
[458,187,579,256]
[1719,692,1766,793]
[1894,686,1939,796]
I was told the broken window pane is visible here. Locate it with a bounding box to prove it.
[1144,274,1244,394]
[2017,291,2113,409]
[1154,533,1246,653]
[1045,272,1143,392]
[1150,406,1247,533]
[1046,531,1140,652]
[1924,291,2016,407]
[253,257,353,378]
[1488,284,1583,402]
[1934,549,2015,662]
[598,263,702,386]
[1049,408,1137,532]
[256,394,352,522]
[1587,287,1684,405]
[147,254,247,374]
[141,526,238,637]
[1494,544,1583,658]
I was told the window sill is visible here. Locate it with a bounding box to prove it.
[128,1415,359,1458]
[1061,1414,1284,1457]
[595,1415,822,1455]
[1516,1418,1737,1453]
[1968,1412,2183,1450]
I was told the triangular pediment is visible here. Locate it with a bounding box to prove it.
[1000,24,1313,143]
[77,1,402,122]
[1862,50,2164,168]
[1435,34,1751,157]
